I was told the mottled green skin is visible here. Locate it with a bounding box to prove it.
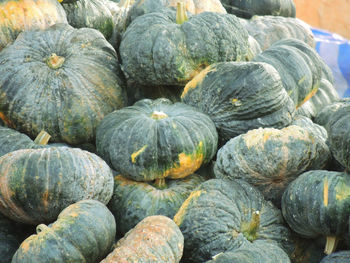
[109,173,205,235]
[12,200,116,263]
[0,23,126,145]
[0,213,22,263]
[0,127,34,157]
[120,10,250,87]
[220,0,295,18]
[0,147,114,225]
[62,0,114,39]
[320,251,350,263]
[174,179,293,263]
[282,170,350,239]
[181,62,295,144]
[96,98,218,181]
[291,116,328,143]
[214,125,330,207]
[314,98,350,127]
[205,240,290,263]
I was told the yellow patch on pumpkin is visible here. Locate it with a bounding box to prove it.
[296,84,319,109]
[174,190,204,226]
[181,65,214,98]
[323,178,329,207]
[335,180,350,201]
[131,145,148,163]
[42,190,49,213]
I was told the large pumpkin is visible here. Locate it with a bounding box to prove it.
[0,147,114,224]
[96,98,218,181]
[12,200,116,263]
[0,0,67,51]
[0,23,126,145]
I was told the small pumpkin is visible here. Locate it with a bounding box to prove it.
[12,200,116,263]
[101,215,183,263]
[96,98,218,181]
[0,146,114,225]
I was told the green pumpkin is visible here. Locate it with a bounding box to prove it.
[101,215,183,263]
[320,251,350,263]
[12,200,116,263]
[108,173,204,235]
[0,147,114,225]
[120,3,250,87]
[174,179,293,262]
[291,116,328,143]
[314,98,350,127]
[181,61,295,144]
[96,98,218,181]
[282,170,350,254]
[214,125,330,207]
[0,23,126,145]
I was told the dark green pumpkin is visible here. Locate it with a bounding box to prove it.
[96,98,218,181]
[174,179,293,262]
[181,61,295,144]
[101,215,183,263]
[0,23,126,145]
[320,251,350,263]
[314,98,350,127]
[12,200,116,263]
[120,5,250,87]
[282,170,350,254]
[214,125,330,207]
[108,173,204,235]
[0,147,114,225]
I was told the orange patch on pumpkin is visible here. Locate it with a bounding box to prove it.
[42,190,49,213]
[0,112,14,128]
[181,65,214,98]
[174,189,203,226]
[296,85,319,109]
[323,178,329,207]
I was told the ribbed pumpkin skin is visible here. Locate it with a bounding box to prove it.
[181,62,295,144]
[0,23,126,145]
[174,179,293,263]
[314,98,350,127]
[108,173,205,235]
[214,125,330,207]
[291,116,328,143]
[12,200,116,263]
[120,10,250,87]
[101,215,183,263]
[61,0,114,39]
[282,170,350,239]
[320,251,350,263]
[0,213,22,263]
[0,127,34,157]
[0,147,114,225]
[0,0,67,51]
[96,98,218,181]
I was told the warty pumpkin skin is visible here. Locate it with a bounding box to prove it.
[0,0,67,51]
[96,98,218,181]
[12,200,116,263]
[214,125,330,207]
[119,7,250,87]
[174,179,294,263]
[0,147,114,225]
[181,61,295,144]
[0,23,126,145]
[101,215,183,263]
[108,173,204,235]
[282,170,350,254]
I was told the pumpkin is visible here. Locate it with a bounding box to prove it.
[0,23,126,145]
[119,3,250,87]
[174,179,294,262]
[0,146,114,225]
[220,0,295,18]
[320,251,350,263]
[181,61,295,144]
[314,98,350,127]
[282,170,350,254]
[96,98,218,181]
[0,0,68,51]
[108,173,204,235]
[101,215,183,263]
[291,116,328,143]
[12,200,116,263]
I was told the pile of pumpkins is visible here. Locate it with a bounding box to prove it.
[0,0,350,262]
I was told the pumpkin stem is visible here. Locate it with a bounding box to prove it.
[33,130,51,145]
[46,53,65,69]
[151,111,168,120]
[324,236,339,255]
[241,211,260,242]
[154,178,167,189]
[176,2,188,25]
[36,224,49,234]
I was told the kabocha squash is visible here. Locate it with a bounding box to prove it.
[119,3,250,87]
[12,200,116,263]
[0,23,126,145]
[174,179,293,262]
[0,147,114,225]
[108,173,204,235]
[0,0,67,51]
[181,61,295,144]
[282,170,350,254]
[291,116,328,143]
[96,98,218,181]
[314,98,350,127]
[214,125,330,207]
[320,251,350,262]
[220,0,295,18]
[101,215,183,263]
